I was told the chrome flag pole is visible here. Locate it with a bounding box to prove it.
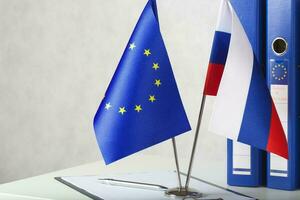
[185,95,206,189]
[171,138,183,190]
[165,95,206,198]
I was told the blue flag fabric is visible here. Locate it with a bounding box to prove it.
[93,0,191,164]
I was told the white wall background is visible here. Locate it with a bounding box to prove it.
[0,0,225,184]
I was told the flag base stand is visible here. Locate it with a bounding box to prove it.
[165,187,203,198]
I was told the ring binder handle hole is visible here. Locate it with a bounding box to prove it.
[272,38,288,56]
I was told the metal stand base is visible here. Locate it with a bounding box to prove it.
[165,187,203,198]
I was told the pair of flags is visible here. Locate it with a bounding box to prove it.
[93,0,288,164]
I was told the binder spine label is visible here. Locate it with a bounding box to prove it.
[232,141,251,175]
[269,60,288,177]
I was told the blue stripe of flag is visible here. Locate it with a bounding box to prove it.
[209,31,231,65]
[237,57,272,149]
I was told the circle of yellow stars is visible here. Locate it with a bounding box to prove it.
[272,63,287,81]
[104,42,162,115]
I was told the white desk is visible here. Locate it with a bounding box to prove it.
[0,155,299,200]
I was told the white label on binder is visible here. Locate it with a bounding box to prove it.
[233,141,251,175]
[270,85,288,177]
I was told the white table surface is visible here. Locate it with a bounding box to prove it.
[0,155,299,200]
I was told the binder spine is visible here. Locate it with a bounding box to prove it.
[266,0,300,190]
[227,140,265,186]
[227,0,266,187]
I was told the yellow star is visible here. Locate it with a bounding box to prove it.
[105,102,112,110]
[129,43,136,50]
[134,105,142,112]
[149,95,156,102]
[152,63,159,70]
[154,79,161,87]
[118,107,126,115]
[144,49,151,56]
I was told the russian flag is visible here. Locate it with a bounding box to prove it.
[204,0,288,159]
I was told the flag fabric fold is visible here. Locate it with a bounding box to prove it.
[93,0,191,164]
[205,0,288,159]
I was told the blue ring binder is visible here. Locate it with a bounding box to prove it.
[266,0,300,191]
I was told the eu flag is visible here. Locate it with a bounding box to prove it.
[93,0,191,164]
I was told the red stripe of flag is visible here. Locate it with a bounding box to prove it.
[203,63,225,96]
[266,101,289,159]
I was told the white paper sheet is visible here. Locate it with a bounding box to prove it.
[58,171,254,200]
